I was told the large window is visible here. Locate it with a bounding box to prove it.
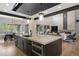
[0,24,20,34]
[36,25,44,34]
[37,25,43,32]
[11,24,21,33]
[36,24,50,34]
[0,23,30,34]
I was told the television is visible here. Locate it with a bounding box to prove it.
[51,26,58,33]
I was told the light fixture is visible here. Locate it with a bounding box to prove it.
[39,13,44,21]
[27,20,30,24]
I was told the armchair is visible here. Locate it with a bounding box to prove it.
[64,33,76,42]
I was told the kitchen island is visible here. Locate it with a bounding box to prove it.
[15,35,62,56]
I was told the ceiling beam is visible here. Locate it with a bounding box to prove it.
[0,11,31,19]
[12,3,23,11]
[45,5,79,17]
[34,5,79,20]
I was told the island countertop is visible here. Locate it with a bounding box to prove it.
[16,35,62,45]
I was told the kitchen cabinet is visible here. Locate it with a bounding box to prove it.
[31,39,62,56]
[15,36,32,55]
[24,39,32,55]
[15,35,62,56]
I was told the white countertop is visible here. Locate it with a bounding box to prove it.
[22,35,62,45]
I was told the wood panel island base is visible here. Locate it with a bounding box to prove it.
[15,35,62,56]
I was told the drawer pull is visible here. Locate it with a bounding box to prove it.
[32,50,41,56]
[32,44,42,50]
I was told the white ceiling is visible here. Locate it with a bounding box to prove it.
[0,3,79,18]
[0,3,31,17]
[0,3,15,12]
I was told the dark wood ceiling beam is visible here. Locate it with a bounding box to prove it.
[12,3,23,11]
[0,11,31,20]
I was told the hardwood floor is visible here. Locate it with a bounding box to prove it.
[0,36,79,56]
[62,36,79,56]
[0,39,26,56]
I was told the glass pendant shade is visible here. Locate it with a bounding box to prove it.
[39,13,44,21]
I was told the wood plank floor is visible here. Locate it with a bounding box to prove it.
[0,39,26,56]
[62,36,79,56]
[0,36,79,56]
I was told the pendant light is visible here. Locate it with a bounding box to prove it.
[27,20,30,24]
[39,13,44,21]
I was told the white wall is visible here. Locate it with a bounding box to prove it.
[0,15,28,34]
[35,13,63,31]
[76,22,79,36]
[67,10,76,32]
[35,17,52,25]
[0,15,12,24]
[0,15,27,25]
[57,14,63,31]
[75,9,79,20]
[75,9,79,36]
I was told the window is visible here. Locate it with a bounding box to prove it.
[36,25,44,34]
[25,24,29,33]
[36,25,50,34]
[0,24,21,34]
